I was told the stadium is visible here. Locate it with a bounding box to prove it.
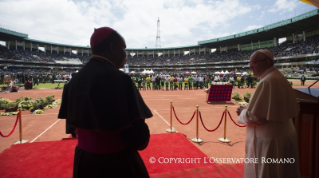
[0,6,319,178]
[0,9,319,82]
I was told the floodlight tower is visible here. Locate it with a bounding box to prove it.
[156,17,161,48]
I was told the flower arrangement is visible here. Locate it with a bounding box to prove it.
[0,98,17,112]
[53,99,61,105]
[44,105,53,109]
[0,112,18,116]
[32,109,44,114]
[232,91,243,101]
[19,100,33,110]
[243,91,252,103]
[1,95,60,116]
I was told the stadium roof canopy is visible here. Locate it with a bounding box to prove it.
[24,38,90,49]
[198,9,319,48]
[1,9,319,50]
[0,28,28,41]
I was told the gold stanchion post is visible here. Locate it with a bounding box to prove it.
[191,105,203,143]
[219,105,231,143]
[166,101,176,133]
[13,107,28,144]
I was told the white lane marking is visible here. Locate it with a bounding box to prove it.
[153,110,170,126]
[153,110,178,132]
[30,119,60,143]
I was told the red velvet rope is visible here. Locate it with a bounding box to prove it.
[172,106,195,125]
[199,111,224,132]
[228,111,247,127]
[0,112,20,137]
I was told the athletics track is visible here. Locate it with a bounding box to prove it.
[0,80,318,159]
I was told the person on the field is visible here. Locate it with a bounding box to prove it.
[214,75,219,82]
[184,77,189,90]
[58,27,152,178]
[241,75,245,88]
[165,75,170,91]
[300,74,306,86]
[173,75,178,90]
[156,75,161,90]
[146,75,151,90]
[160,76,165,90]
[151,75,156,90]
[137,75,142,90]
[236,49,300,178]
[198,75,204,89]
[33,74,39,86]
[234,74,237,86]
[237,75,241,88]
[229,75,234,88]
[177,75,183,90]
[188,75,193,90]
[141,77,146,90]
[246,75,253,88]
[193,75,198,90]
[169,75,174,90]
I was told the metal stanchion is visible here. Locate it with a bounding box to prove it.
[219,105,231,143]
[13,107,28,144]
[191,105,203,143]
[166,101,176,133]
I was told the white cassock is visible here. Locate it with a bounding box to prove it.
[238,66,300,178]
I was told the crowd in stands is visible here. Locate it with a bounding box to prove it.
[0,45,89,63]
[126,34,319,66]
[0,35,318,69]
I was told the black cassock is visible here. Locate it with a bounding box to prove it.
[58,57,153,178]
[58,82,76,135]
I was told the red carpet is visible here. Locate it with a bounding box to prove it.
[0,133,243,177]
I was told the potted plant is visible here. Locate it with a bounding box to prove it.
[232,91,243,102]
[1,100,16,112]
[45,95,55,105]
[243,91,252,103]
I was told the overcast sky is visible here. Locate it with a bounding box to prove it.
[0,0,317,49]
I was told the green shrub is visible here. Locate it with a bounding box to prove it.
[232,91,243,101]
[45,95,55,104]
[243,91,252,103]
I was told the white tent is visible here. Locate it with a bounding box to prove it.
[225,70,229,74]
[141,69,154,74]
[220,70,225,74]
[191,71,197,74]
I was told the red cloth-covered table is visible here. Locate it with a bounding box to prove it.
[207,84,233,103]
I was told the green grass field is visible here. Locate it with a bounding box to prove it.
[0,83,65,89]
[0,80,310,89]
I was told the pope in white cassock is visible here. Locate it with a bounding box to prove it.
[236,49,300,178]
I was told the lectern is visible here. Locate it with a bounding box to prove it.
[293,87,319,178]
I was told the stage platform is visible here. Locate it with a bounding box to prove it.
[0,133,244,178]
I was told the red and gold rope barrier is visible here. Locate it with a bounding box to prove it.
[167,102,247,144]
[13,107,28,144]
[191,105,203,143]
[172,107,196,125]
[0,112,20,137]
[228,111,246,127]
[166,101,176,133]
[199,111,224,132]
